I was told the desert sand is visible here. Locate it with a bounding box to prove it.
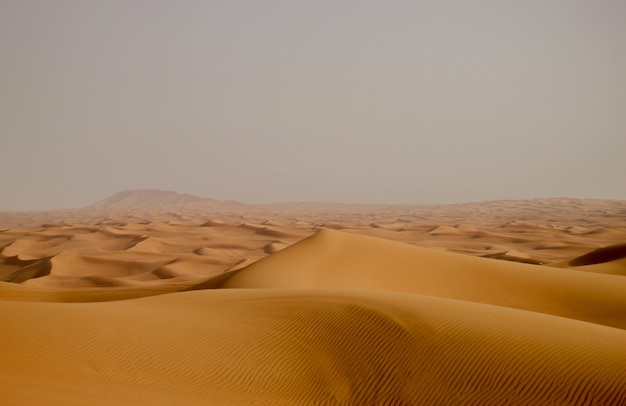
[1,191,625,405]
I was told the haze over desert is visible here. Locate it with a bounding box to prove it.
[1,190,625,404]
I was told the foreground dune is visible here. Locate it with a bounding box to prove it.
[1,289,625,405]
[1,195,626,404]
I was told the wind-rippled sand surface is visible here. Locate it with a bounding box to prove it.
[1,195,625,405]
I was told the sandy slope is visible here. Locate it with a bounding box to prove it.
[223,229,626,329]
[1,197,626,404]
[2,289,625,405]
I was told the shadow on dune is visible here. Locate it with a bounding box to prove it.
[569,243,626,266]
[1,257,52,283]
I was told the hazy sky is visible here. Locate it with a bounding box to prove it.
[1,1,625,210]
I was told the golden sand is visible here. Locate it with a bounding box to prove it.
[1,196,625,404]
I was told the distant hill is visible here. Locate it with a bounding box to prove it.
[88,189,254,213]
[89,189,203,210]
[87,191,626,219]
[1,190,625,227]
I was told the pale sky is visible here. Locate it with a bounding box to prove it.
[1,0,625,210]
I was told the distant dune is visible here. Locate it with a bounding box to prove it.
[1,194,625,404]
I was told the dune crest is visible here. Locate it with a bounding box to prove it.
[223,229,626,329]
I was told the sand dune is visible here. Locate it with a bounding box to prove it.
[569,242,626,266]
[223,229,626,329]
[550,243,626,276]
[1,195,626,404]
[1,289,625,405]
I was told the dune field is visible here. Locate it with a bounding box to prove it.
[1,191,625,405]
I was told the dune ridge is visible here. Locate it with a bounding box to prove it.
[223,229,626,329]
